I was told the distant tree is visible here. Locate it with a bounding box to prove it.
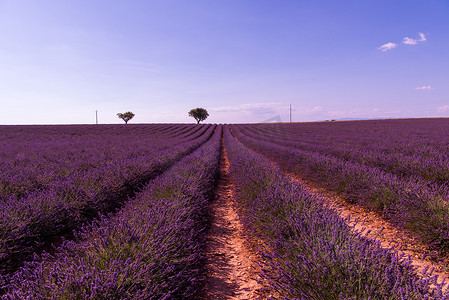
[188,108,209,124]
[117,111,135,124]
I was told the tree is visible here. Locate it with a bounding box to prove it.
[117,111,135,124]
[188,108,209,124]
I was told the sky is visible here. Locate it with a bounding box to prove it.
[0,0,448,124]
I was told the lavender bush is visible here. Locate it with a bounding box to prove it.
[231,123,449,254]
[224,125,447,299]
[0,124,215,275]
[237,119,449,183]
[2,126,222,299]
[0,124,206,200]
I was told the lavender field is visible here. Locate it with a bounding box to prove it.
[1,120,449,299]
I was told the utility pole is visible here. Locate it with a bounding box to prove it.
[96,110,98,124]
[289,104,292,123]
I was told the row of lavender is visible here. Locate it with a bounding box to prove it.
[237,119,449,184]
[240,118,449,157]
[0,124,214,275]
[232,122,449,254]
[1,125,222,299]
[0,124,204,200]
[224,125,447,299]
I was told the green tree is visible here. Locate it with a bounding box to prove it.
[188,108,209,124]
[117,111,135,124]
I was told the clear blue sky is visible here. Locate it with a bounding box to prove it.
[0,0,448,124]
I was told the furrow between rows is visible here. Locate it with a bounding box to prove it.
[203,132,265,299]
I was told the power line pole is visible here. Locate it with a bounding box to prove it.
[289,104,292,123]
[96,110,98,124]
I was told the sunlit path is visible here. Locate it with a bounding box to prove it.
[203,137,263,299]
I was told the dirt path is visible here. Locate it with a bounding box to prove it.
[202,144,264,299]
[288,174,449,289]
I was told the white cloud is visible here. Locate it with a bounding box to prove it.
[312,105,323,112]
[415,85,432,90]
[403,32,427,45]
[437,105,449,113]
[209,102,287,122]
[210,102,283,113]
[418,32,427,42]
[403,37,418,45]
[378,42,397,52]
[380,32,427,52]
